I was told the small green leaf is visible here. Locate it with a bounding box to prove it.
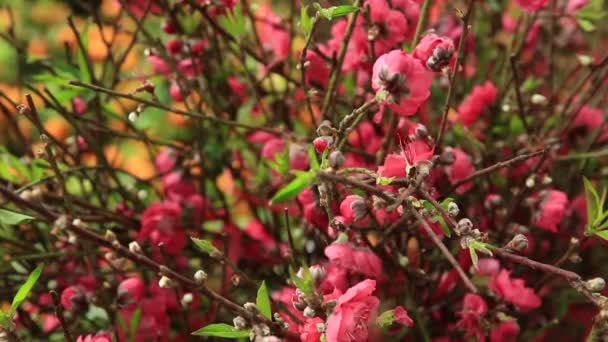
[330,5,359,17]
[301,5,313,33]
[10,264,44,317]
[0,311,11,328]
[594,230,608,240]
[376,176,394,186]
[376,309,396,327]
[191,323,250,338]
[583,177,601,234]
[469,247,479,270]
[270,172,315,205]
[436,216,452,238]
[256,281,272,319]
[191,237,221,257]
[129,306,142,342]
[0,209,35,226]
[577,18,596,32]
[289,266,314,296]
[309,145,320,171]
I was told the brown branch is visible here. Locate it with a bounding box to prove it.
[435,0,475,153]
[509,55,531,134]
[449,148,547,190]
[410,206,478,293]
[50,291,74,342]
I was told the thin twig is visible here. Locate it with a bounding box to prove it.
[50,291,74,342]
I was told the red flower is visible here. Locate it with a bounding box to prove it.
[256,4,290,61]
[458,81,497,127]
[117,277,145,307]
[299,317,324,342]
[60,286,86,311]
[393,306,414,327]
[325,243,383,279]
[490,320,520,342]
[514,0,549,11]
[339,195,368,224]
[413,34,455,72]
[534,190,568,233]
[138,201,187,255]
[372,50,433,116]
[76,332,112,342]
[456,293,488,342]
[378,139,433,178]
[489,270,541,311]
[326,279,380,342]
[445,148,475,194]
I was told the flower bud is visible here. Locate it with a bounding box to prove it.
[244,302,258,313]
[439,149,455,165]
[128,112,138,122]
[447,202,459,217]
[181,293,194,307]
[577,54,593,66]
[104,230,117,242]
[455,218,473,235]
[316,120,335,137]
[504,234,528,252]
[194,270,207,283]
[303,306,316,318]
[414,124,428,139]
[128,241,142,254]
[309,265,326,283]
[61,286,87,311]
[233,316,248,330]
[313,136,333,153]
[328,150,345,169]
[531,94,548,106]
[585,277,606,292]
[117,277,144,306]
[158,276,174,289]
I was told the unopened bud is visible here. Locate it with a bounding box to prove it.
[577,54,593,67]
[233,316,248,330]
[455,218,473,235]
[415,124,428,139]
[447,202,459,217]
[530,94,548,106]
[129,241,142,254]
[244,302,258,313]
[158,276,174,289]
[16,104,31,116]
[439,149,455,165]
[181,293,193,306]
[104,230,117,242]
[128,112,138,122]
[309,265,326,283]
[415,160,432,178]
[316,120,335,137]
[585,277,606,292]
[194,270,207,283]
[328,150,345,169]
[72,218,86,228]
[303,306,316,318]
[505,234,528,252]
[350,197,368,221]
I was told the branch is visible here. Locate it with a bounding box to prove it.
[435,0,475,152]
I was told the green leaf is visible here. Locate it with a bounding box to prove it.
[129,306,142,342]
[301,5,313,33]
[376,176,394,186]
[191,323,250,338]
[594,230,608,240]
[577,18,596,32]
[313,3,358,20]
[576,0,606,20]
[469,246,479,270]
[77,23,91,83]
[0,311,10,328]
[256,281,272,319]
[270,172,315,205]
[583,177,601,234]
[309,145,320,171]
[191,237,221,257]
[0,209,35,226]
[436,216,452,238]
[10,264,44,316]
[289,266,314,296]
[376,309,396,327]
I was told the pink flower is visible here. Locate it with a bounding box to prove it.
[245,219,276,248]
[304,50,330,87]
[393,306,414,327]
[76,332,112,342]
[300,317,324,342]
[572,106,603,133]
[119,0,162,17]
[456,293,487,342]
[445,148,475,194]
[138,201,187,255]
[318,264,349,294]
[566,0,588,12]
[489,270,541,311]
[161,171,197,201]
[535,190,568,233]
[321,20,368,72]
[60,286,86,310]
[72,97,87,115]
[147,54,170,74]
[477,258,501,277]
[155,148,177,174]
[256,4,290,60]
[413,34,455,72]
[117,277,145,307]
[326,279,380,342]
[339,195,368,224]
[378,139,433,178]
[169,81,184,102]
[325,243,383,278]
[458,81,498,127]
[372,50,433,116]
[366,0,411,54]
[514,0,549,11]
[490,320,520,342]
